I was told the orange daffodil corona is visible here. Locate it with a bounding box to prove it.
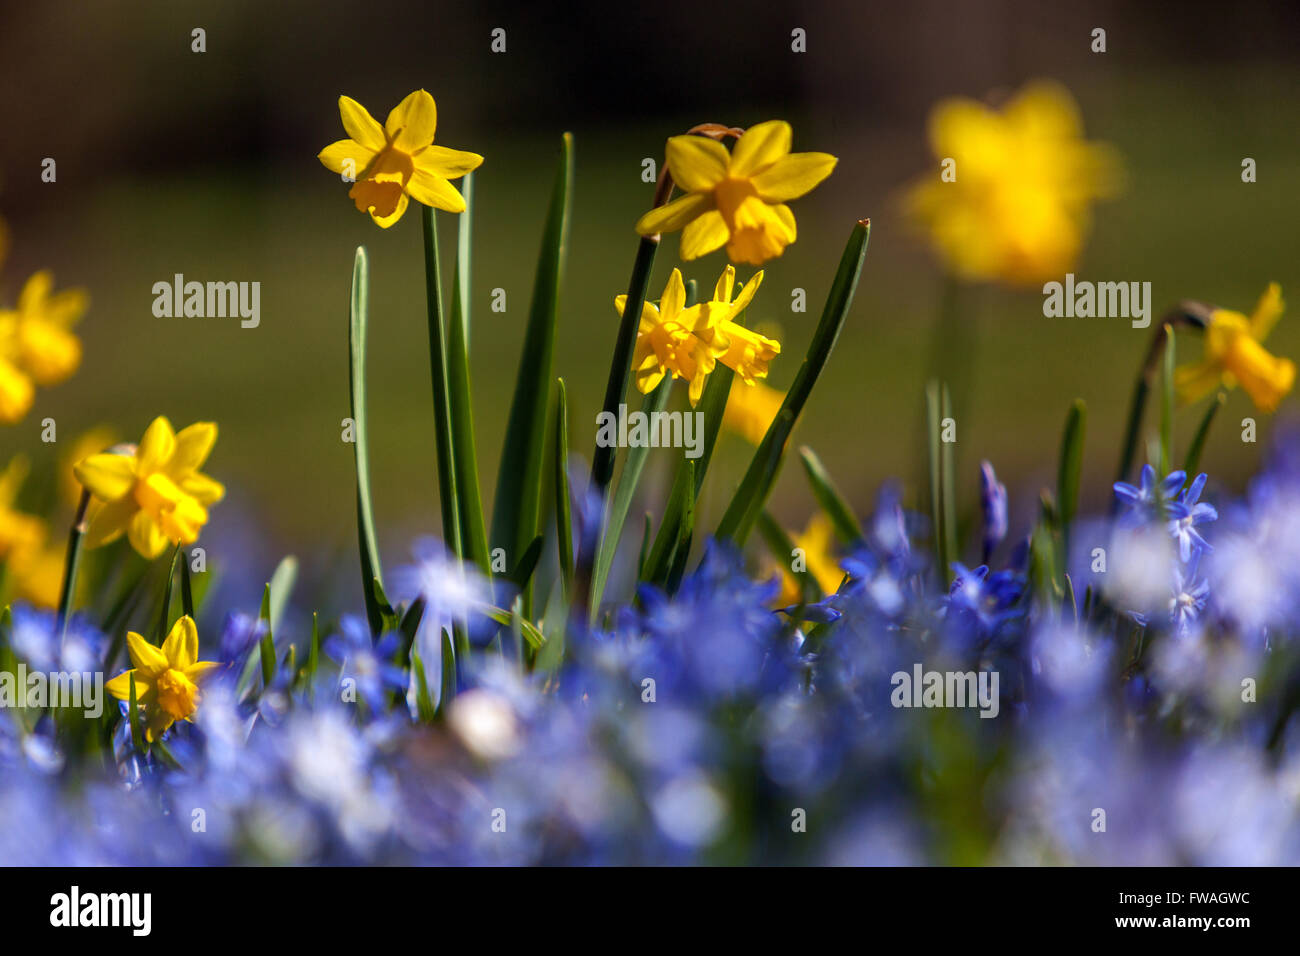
[0,270,88,423]
[318,90,483,227]
[105,616,222,741]
[636,122,837,266]
[1176,283,1295,413]
[617,264,781,406]
[73,417,224,559]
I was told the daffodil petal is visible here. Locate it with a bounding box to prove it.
[385,89,438,152]
[83,494,135,548]
[318,139,377,175]
[164,422,218,479]
[126,631,169,677]
[729,120,792,177]
[712,265,736,303]
[161,615,199,669]
[1250,282,1285,342]
[127,509,170,559]
[183,661,223,683]
[415,145,483,180]
[635,193,713,237]
[338,96,386,151]
[751,151,837,202]
[679,209,730,260]
[137,417,176,474]
[661,270,686,319]
[17,271,53,313]
[74,453,135,500]
[178,473,225,506]
[665,135,730,192]
[407,168,466,213]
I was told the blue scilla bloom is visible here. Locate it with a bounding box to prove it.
[1114,464,1186,523]
[324,615,406,706]
[943,562,1025,647]
[1170,559,1211,636]
[1167,473,1217,561]
[8,605,105,672]
[218,610,267,664]
[636,539,789,699]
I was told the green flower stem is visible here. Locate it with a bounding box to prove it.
[55,488,92,649]
[1115,302,1211,490]
[348,246,386,635]
[421,205,463,559]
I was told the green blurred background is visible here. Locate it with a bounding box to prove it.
[1,0,1298,599]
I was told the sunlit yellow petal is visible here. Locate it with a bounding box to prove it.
[74,453,136,501]
[385,89,438,152]
[635,193,713,237]
[127,509,170,559]
[162,615,199,670]
[0,361,34,424]
[728,120,792,177]
[167,422,217,478]
[83,494,135,548]
[338,96,386,151]
[750,151,837,202]
[318,138,377,175]
[415,145,483,180]
[126,631,169,677]
[665,135,730,192]
[679,210,730,260]
[369,191,410,228]
[1249,282,1285,342]
[407,168,466,212]
[137,417,176,474]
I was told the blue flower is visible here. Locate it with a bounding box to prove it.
[980,460,1009,562]
[1170,560,1211,636]
[323,615,406,706]
[1114,465,1186,523]
[1167,473,1217,562]
[943,562,1025,648]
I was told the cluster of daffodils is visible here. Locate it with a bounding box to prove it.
[2,82,1299,868]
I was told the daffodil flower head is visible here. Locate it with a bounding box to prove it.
[73,416,224,559]
[700,265,780,386]
[635,122,838,266]
[1176,283,1295,413]
[105,616,223,741]
[318,90,484,228]
[617,268,724,406]
[0,271,88,424]
[772,513,844,608]
[904,80,1121,286]
[0,455,46,562]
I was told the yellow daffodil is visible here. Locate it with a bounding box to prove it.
[318,89,483,228]
[61,425,117,506]
[773,514,843,608]
[1176,283,1295,412]
[616,266,780,406]
[635,122,837,265]
[617,269,725,406]
[905,81,1120,286]
[73,417,224,559]
[105,616,222,741]
[0,271,88,423]
[723,379,787,446]
[0,456,46,564]
[11,545,64,608]
[701,265,779,385]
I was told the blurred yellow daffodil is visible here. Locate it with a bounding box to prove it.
[105,616,222,741]
[0,271,88,423]
[1176,283,1295,412]
[905,81,1120,286]
[702,265,779,386]
[773,514,843,608]
[723,379,787,446]
[74,417,224,559]
[0,456,46,564]
[318,90,483,228]
[636,122,837,265]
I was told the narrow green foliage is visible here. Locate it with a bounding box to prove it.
[421,205,463,557]
[553,378,574,597]
[758,510,821,603]
[258,583,275,688]
[1056,398,1087,564]
[1160,323,1175,476]
[348,246,386,635]
[155,545,181,641]
[446,173,491,575]
[180,552,195,619]
[715,220,871,545]
[492,134,573,606]
[800,446,862,543]
[1184,390,1227,479]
